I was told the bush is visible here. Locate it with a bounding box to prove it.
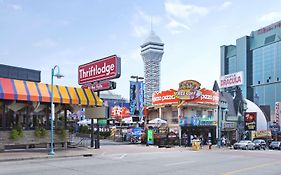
[34,127,47,138]
[79,125,90,134]
[55,128,67,140]
[10,126,24,140]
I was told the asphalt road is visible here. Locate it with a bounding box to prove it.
[1,146,281,175]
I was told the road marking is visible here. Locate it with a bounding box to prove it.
[165,160,196,166]
[119,154,127,159]
[223,161,281,175]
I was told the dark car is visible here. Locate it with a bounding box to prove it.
[269,141,281,150]
[253,139,266,150]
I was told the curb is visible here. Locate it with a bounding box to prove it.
[0,152,96,163]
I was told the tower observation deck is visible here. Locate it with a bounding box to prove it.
[140,30,164,105]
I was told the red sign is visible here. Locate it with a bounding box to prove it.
[191,88,219,104]
[111,106,130,120]
[81,81,116,91]
[78,55,121,85]
[152,89,178,105]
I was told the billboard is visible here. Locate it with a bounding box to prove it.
[174,80,201,100]
[275,102,281,125]
[110,103,130,120]
[152,89,177,105]
[220,71,243,88]
[244,112,257,131]
[129,81,144,117]
[78,55,121,85]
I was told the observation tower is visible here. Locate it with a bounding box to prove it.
[140,30,164,105]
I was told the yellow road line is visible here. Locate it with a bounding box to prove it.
[223,161,281,175]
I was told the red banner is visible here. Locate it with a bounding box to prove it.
[152,89,178,105]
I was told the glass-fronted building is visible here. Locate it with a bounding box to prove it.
[221,20,281,120]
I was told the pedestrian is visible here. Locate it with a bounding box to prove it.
[182,133,188,147]
[222,136,226,147]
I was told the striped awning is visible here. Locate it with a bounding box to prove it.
[0,77,102,106]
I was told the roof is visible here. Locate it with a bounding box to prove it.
[0,77,102,106]
[142,30,163,45]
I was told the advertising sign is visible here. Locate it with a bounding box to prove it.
[269,124,280,135]
[191,88,219,104]
[174,80,201,100]
[81,81,116,91]
[147,129,154,145]
[78,55,121,85]
[111,104,130,120]
[275,102,281,125]
[244,112,257,131]
[220,71,243,88]
[152,89,178,105]
[129,81,144,116]
[252,130,272,139]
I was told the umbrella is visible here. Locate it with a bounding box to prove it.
[77,119,91,126]
[148,118,167,124]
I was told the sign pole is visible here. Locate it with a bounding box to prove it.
[95,90,100,149]
[91,118,94,148]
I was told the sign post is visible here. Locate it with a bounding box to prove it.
[79,55,121,149]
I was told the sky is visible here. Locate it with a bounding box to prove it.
[1,0,281,100]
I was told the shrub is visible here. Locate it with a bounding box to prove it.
[10,126,24,140]
[34,127,47,138]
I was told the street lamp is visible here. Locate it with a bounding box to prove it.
[49,65,64,155]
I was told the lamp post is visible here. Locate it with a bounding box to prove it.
[49,65,63,155]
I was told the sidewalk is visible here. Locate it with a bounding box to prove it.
[0,147,98,162]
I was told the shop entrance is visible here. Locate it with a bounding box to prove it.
[181,126,216,146]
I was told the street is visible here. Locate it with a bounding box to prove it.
[1,144,281,175]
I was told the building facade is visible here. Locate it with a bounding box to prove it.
[140,30,164,106]
[220,20,281,120]
[147,80,219,145]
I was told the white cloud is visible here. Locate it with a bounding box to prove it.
[164,0,209,34]
[131,8,162,38]
[220,1,232,10]
[258,12,281,23]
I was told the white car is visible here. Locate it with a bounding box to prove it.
[233,140,255,150]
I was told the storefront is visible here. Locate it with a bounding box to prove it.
[147,80,219,146]
[0,77,103,151]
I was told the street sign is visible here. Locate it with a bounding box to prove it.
[85,106,106,119]
[78,55,121,85]
[81,81,116,91]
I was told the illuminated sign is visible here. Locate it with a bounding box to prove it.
[174,80,201,100]
[78,55,121,85]
[220,71,243,88]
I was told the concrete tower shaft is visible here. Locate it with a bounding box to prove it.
[140,31,164,105]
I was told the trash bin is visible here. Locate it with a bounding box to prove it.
[192,139,201,151]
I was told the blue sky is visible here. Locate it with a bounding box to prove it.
[1,0,281,100]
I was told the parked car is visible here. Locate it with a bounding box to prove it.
[269,141,281,150]
[233,140,255,150]
[253,139,267,150]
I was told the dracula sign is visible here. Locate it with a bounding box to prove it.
[220,71,243,88]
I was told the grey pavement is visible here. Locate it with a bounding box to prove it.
[0,139,223,162]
